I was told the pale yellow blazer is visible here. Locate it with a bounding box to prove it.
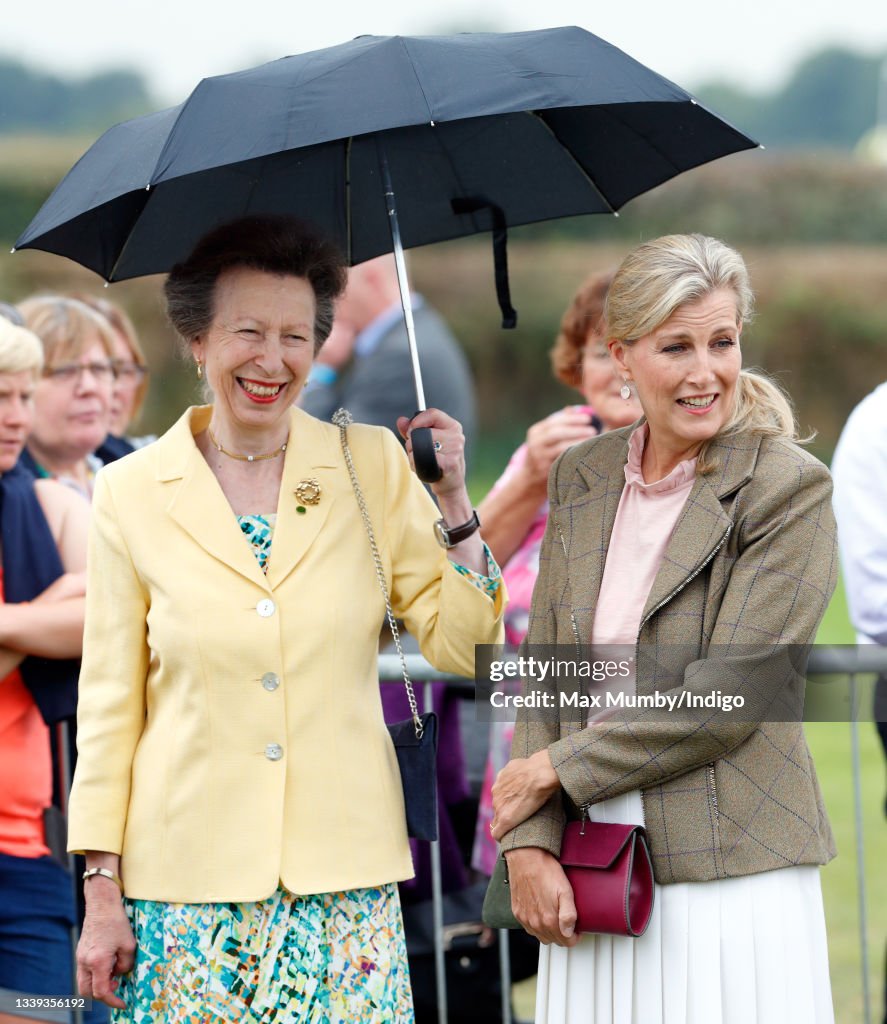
[67,405,504,901]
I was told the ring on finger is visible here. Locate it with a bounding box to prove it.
[432,440,443,453]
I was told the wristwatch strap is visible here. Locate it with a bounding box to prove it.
[436,510,481,548]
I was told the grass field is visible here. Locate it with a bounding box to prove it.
[508,577,886,1023]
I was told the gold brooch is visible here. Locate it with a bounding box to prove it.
[295,478,322,506]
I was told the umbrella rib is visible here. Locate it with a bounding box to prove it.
[593,102,685,182]
[103,93,201,279]
[146,95,201,187]
[106,188,157,282]
[398,37,435,123]
[528,111,618,216]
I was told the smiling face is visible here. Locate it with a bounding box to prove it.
[191,267,317,444]
[0,370,36,472]
[30,338,113,466]
[609,288,742,466]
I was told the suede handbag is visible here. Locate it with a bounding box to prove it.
[483,819,655,937]
[335,409,439,841]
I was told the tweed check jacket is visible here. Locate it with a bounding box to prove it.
[501,426,838,884]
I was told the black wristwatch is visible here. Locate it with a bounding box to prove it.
[434,510,481,549]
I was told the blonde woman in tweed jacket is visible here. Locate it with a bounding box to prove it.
[489,234,837,1024]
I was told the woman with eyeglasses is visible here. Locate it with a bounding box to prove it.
[73,295,154,460]
[17,297,117,498]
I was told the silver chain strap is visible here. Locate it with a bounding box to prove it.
[333,409,424,738]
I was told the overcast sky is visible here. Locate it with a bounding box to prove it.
[4,0,886,105]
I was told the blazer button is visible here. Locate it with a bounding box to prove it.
[256,599,276,618]
[262,672,280,692]
[265,743,284,761]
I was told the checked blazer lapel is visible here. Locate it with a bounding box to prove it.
[640,433,757,625]
[550,425,759,642]
[639,476,732,625]
[552,429,631,645]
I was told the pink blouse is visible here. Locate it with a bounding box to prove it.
[592,424,697,647]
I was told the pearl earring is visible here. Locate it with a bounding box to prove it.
[620,381,632,401]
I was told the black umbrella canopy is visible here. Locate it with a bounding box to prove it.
[16,26,757,281]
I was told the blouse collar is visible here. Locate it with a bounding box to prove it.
[624,423,697,494]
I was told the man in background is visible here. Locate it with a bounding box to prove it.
[300,254,477,457]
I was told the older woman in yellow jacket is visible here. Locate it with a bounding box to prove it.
[67,215,504,1024]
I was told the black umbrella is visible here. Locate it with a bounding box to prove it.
[15,26,757,479]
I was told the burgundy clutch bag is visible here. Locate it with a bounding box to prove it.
[560,819,655,937]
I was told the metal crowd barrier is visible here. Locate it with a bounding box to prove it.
[807,645,887,1024]
[1,648,882,1024]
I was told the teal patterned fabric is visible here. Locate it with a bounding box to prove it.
[237,513,276,573]
[453,542,502,600]
[237,512,501,600]
[112,883,413,1023]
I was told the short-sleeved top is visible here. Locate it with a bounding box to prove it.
[0,567,51,858]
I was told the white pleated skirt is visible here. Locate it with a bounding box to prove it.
[535,791,834,1024]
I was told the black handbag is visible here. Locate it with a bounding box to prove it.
[335,409,439,841]
[387,711,439,841]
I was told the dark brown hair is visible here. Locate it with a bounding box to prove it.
[163,216,348,353]
[549,270,616,389]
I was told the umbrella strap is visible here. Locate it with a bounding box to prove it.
[451,197,517,329]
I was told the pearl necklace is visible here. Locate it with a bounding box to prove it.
[207,427,288,463]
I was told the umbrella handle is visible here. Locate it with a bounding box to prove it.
[411,426,443,483]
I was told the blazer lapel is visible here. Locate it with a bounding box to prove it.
[155,405,347,591]
[265,407,343,590]
[550,425,761,639]
[553,429,631,643]
[159,407,269,589]
[639,432,758,623]
[639,477,732,624]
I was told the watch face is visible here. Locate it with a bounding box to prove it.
[433,519,450,548]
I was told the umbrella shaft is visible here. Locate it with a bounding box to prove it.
[378,145,427,412]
